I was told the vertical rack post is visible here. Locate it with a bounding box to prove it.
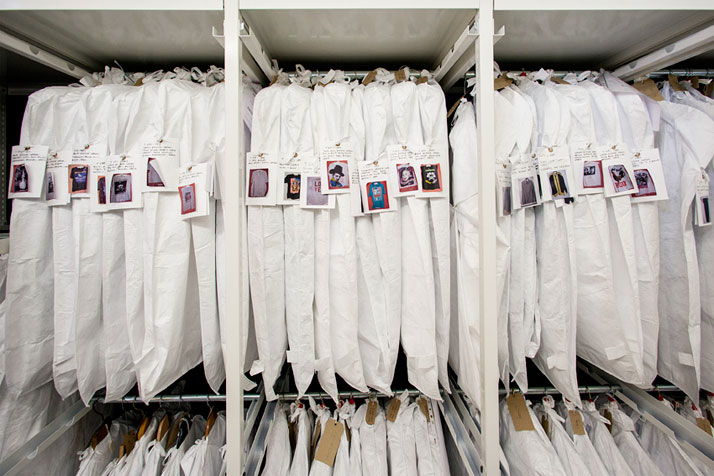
[224,0,244,473]
[474,1,499,474]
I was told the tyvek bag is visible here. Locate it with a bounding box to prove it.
[288,402,313,476]
[601,71,662,385]
[533,397,592,476]
[391,80,439,399]
[359,78,400,395]
[352,401,388,476]
[657,87,714,400]
[137,79,202,400]
[77,422,131,476]
[580,400,634,476]
[449,100,482,409]
[309,397,333,476]
[386,392,418,476]
[413,398,450,476]
[248,83,287,401]
[121,417,159,476]
[349,403,364,476]
[181,412,226,476]
[261,405,291,476]
[417,78,451,393]
[519,79,580,405]
[141,431,170,476]
[556,400,609,476]
[281,82,317,397]
[333,401,356,476]
[160,415,206,476]
[4,87,60,395]
[50,87,86,399]
[312,78,366,392]
[499,397,567,476]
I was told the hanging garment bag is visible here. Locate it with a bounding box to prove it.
[556,400,609,476]
[386,392,418,476]
[534,397,593,476]
[261,404,292,476]
[288,402,313,476]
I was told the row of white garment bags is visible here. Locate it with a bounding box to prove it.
[0,67,260,404]
[450,69,714,409]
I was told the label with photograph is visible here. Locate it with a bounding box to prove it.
[496,161,512,217]
[320,144,353,194]
[71,143,107,198]
[45,150,71,206]
[300,160,335,210]
[536,145,575,202]
[630,148,669,203]
[386,144,419,197]
[277,155,307,206]
[695,169,711,227]
[246,152,278,206]
[105,155,144,210]
[8,145,49,199]
[570,142,603,195]
[511,157,541,211]
[142,138,179,192]
[414,147,448,199]
[178,162,211,219]
[89,157,108,213]
[358,159,397,214]
[600,144,638,198]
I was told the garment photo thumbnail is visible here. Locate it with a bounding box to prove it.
[608,164,634,193]
[45,171,55,200]
[179,183,197,215]
[421,163,442,192]
[397,164,418,193]
[12,164,28,193]
[582,160,603,188]
[146,157,165,187]
[306,176,328,206]
[248,168,269,198]
[327,160,349,190]
[68,164,89,194]
[633,169,656,197]
[548,169,570,199]
[110,173,132,203]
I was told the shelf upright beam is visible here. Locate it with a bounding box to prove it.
[224,0,244,474]
[474,1,499,475]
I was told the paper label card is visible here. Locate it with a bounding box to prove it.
[506,393,535,432]
[631,149,669,203]
[359,159,397,214]
[314,419,344,467]
[511,157,541,210]
[415,147,448,199]
[569,410,586,435]
[45,150,71,206]
[143,138,179,192]
[246,152,278,206]
[105,155,144,210]
[387,145,420,197]
[536,146,575,202]
[695,170,711,227]
[9,145,49,199]
[497,161,512,217]
[178,162,211,219]
[320,144,353,194]
[571,143,603,195]
[600,144,639,198]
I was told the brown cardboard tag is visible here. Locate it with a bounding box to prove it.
[133,77,144,87]
[692,76,700,89]
[540,414,550,435]
[311,419,322,457]
[706,409,714,427]
[697,418,713,436]
[122,430,137,456]
[706,82,713,98]
[551,76,569,85]
[394,68,407,83]
[362,70,377,85]
[505,394,535,431]
[447,96,465,120]
[494,75,513,91]
[569,410,586,435]
[668,74,685,92]
[416,76,428,85]
[365,400,378,425]
[314,419,344,467]
[386,398,402,422]
[633,79,664,102]
[417,397,431,422]
[603,409,613,432]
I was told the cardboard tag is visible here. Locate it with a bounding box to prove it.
[631,149,669,203]
[633,79,664,102]
[535,146,575,202]
[603,409,613,432]
[494,75,513,91]
[600,144,639,198]
[320,144,353,194]
[551,76,569,85]
[394,68,407,82]
[365,400,378,425]
[362,70,377,85]
[697,418,713,436]
[707,409,714,427]
[540,414,549,435]
[695,170,711,227]
[669,74,685,92]
[505,393,535,431]
[311,419,322,457]
[447,97,465,119]
[8,145,49,199]
[417,397,431,422]
[416,76,428,85]
[386,398,402,422]
[143,138,179,192]
[692,76,700,89]
[105,155,144,210]
[44,150,71,206]
[246,152,278,206]
[569,410,586,435]
[314,419,344,467]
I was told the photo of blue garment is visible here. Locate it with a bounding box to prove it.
[368,181,387,210]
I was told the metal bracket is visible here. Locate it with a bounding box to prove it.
[239,17,278,83]
[0,29,93,79]
[439,390,482,476]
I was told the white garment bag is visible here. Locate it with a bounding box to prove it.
[601,71,662,385]
[581,400,634,476]
[413,398,450,476]
[121,417,159,476]
[141,426,171,476]
[180,413,226,476]
[519,79,580,405]
[309,397,333,476]
[288,402,313,476]
[77,422,131,476]
[333,401,356,476]
[533,397,592,476]
[261,405,291,476]
[556,400,609,476]
[311,78,366,393]
[449,100,483,409]
[657,85,714,400]
[281,81,318,397]
[386,392,418,476]
[392,80,439,399]
[248,83,288,400]
[352,401,388,476]
[160,415,206,476]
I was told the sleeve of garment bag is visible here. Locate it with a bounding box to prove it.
[288,403,313,476]
[386,392,418,476]
[354,401,388,476]
[391,80,439,400]
[413,398,450,476]
[534,398,593,476]
[605,402,665,476]
[357,81,400,395]
[556,401,609,476]
[580,401,634,476]
[448,100,483,410]
[247,83,288,401]
[3,88,59,395]
[417,78,451,393]
[261,405,291,476]
[280,82,317,398]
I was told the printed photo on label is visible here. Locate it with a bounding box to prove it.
[397,163,418,193]
[306,176,328,206]
[582,161,603,188]
[110,173,132,203]
[421,163,442,192]
[98,176,106,204]
[12,164,29,193]
[633,169,656,197]
[179,183,197,215]
[248,168,270,198]
[45,171,55,201]
[283,172,301,201]
[518,176,538,207]
[366,180,389,211]
[146,157,165,187]
[608,164,634,193]
[702,197,711,225]
[503,186,512,216]
[326,160,349,190]
[68,164,89,194]
[548,169,570,199]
